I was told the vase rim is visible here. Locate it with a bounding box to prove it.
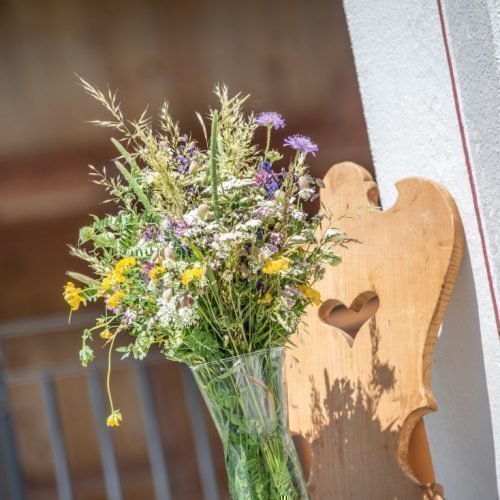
[190,346,284,372]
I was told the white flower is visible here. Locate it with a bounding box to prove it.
[184,204,210,225]
[143,169,160,184]
[298,188,315,201]
[241,219,262,229]
[219,178,253,191]
[132,331,155,359]
[220,231,244,241]
[324,228,343,239]
[156,291,199,330]
[289,235,308,244]
[291,209,306,221]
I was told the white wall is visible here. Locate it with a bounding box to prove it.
[343,0,500,498]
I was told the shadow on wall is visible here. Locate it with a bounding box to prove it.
[426,245,499,499]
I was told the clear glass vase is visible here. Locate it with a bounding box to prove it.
[191,348,309,500]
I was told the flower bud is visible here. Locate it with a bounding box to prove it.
[197,204,209,220]
[240,263,249,278]
[298,176,309,190]
[274,190,285,203]
[164,245,174,261]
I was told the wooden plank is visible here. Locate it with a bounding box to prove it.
[286,162,464,499]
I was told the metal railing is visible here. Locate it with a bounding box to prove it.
[0,313,222,500]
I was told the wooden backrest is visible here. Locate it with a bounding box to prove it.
[286,162,464,499]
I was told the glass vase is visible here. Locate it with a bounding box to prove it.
[191,348,309,500]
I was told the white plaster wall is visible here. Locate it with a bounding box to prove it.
[342,0,500,498]
[443,0,500,308]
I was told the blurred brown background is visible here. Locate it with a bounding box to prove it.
[0,0,371,498]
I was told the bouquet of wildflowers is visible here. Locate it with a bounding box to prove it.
[64,81,345,497]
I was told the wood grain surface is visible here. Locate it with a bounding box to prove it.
[286,162,464,499]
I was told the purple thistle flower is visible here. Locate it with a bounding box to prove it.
[255,112,286,130]
[283,134,318,157]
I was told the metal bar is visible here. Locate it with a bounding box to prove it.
[0,311,99,339]
[40,373,73,500]
[6,354,165,387]
[87,369,123,500]
[135,363,172,500]
[0,344,25,500]
[181,368,219,500]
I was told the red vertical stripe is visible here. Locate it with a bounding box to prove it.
[437,0,500,333]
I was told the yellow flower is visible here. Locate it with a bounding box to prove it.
[63,282,85,311]
[258,293,273,304]
[149,266,166,282]
[100,272,123,293]
[114,257,137,275]
[101,257,137,294]
[100,329,113,340]
[106,410,123,427]
[181,267,203,286]
[262,257,290,275]
[298,285,322,306]
[106,290,125,310]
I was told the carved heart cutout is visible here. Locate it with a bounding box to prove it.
[318,291,379,346]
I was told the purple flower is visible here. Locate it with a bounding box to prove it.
[254,169,268,188]
[262,243,279,256]
[254,169,280,196]
[173,137,198,173]
[283,286,298,308]
[255,112,286,130]
[164,216,190,238]
[142,226,156,241]
[123,309,137,325]
[142,262,154,283]
[283,134,318,157]
[269,232,282,246]
[252,206,273,220]
[261,160,272,172]
[265,179,279,196]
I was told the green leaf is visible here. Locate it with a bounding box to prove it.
[113,160,153,213]
[111,137,140,174]
[111,138,153,212]
[210,111,221,219]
